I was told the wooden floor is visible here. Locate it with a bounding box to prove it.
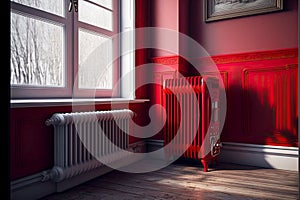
[41,160,299,200]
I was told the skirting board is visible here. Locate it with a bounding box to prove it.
[11,140,147,200]
[146,139,164,152]
[218,142,299,171]
[10,165,113,200]
[146,140,299,171]
[11,171,56,200]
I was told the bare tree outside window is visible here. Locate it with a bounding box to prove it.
[11,0,64,17]
[10,0,64,87]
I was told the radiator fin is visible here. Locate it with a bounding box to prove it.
[163,76,221,172]
[44,109,134,182]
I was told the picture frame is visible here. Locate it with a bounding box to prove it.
[204,0,283,22]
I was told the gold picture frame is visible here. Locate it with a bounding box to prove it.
[204,0,283,22]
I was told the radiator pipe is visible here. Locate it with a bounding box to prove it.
[41,166,64,182]
[41,160,104,182]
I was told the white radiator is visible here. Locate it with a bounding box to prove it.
[42,109,134,186]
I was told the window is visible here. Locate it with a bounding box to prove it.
[10,0,135,99]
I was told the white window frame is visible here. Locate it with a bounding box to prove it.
[10,0,135,100]
[120,0,135,99]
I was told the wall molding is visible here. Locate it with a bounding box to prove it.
[151,48,298,66]
[11,171,56,200]
[218,142,298,171]
[146,139,164,151]
[146,140,298,171]
[211,48,298,64]
[10,166,114,200]
[152,55,180,65]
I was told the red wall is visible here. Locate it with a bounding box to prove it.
[146,0,298,146]
[190,0,298,56]
[152,0,179,57]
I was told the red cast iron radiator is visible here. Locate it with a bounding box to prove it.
[163,76,221,172]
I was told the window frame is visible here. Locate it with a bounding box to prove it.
[10,0,134,100]
[73,0,120,98]
[10,1,73,99]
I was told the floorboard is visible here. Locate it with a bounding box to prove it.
[41,159,299,200]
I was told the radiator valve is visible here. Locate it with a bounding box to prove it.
[41,166,64,182]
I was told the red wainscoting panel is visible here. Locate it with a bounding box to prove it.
[215,48,298,147]
[243,65,298,146]
[11,106,64,180]
[150,48,298,147]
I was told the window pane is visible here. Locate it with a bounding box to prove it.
[79,0,113,31]
[90,0,113,10]
[78,29,113,89]
[11,0,65,17]
[11,12,64,87]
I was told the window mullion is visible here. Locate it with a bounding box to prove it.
[72,6,80,98]
[67,1,75,97]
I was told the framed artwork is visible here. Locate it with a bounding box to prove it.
[204,0,283,22]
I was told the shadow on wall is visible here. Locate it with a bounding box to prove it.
[221,82,298,147]
[218,82,298,170]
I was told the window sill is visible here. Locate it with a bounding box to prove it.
[10,98,150,108]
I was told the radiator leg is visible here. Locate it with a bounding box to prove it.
[201,159,209,172]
